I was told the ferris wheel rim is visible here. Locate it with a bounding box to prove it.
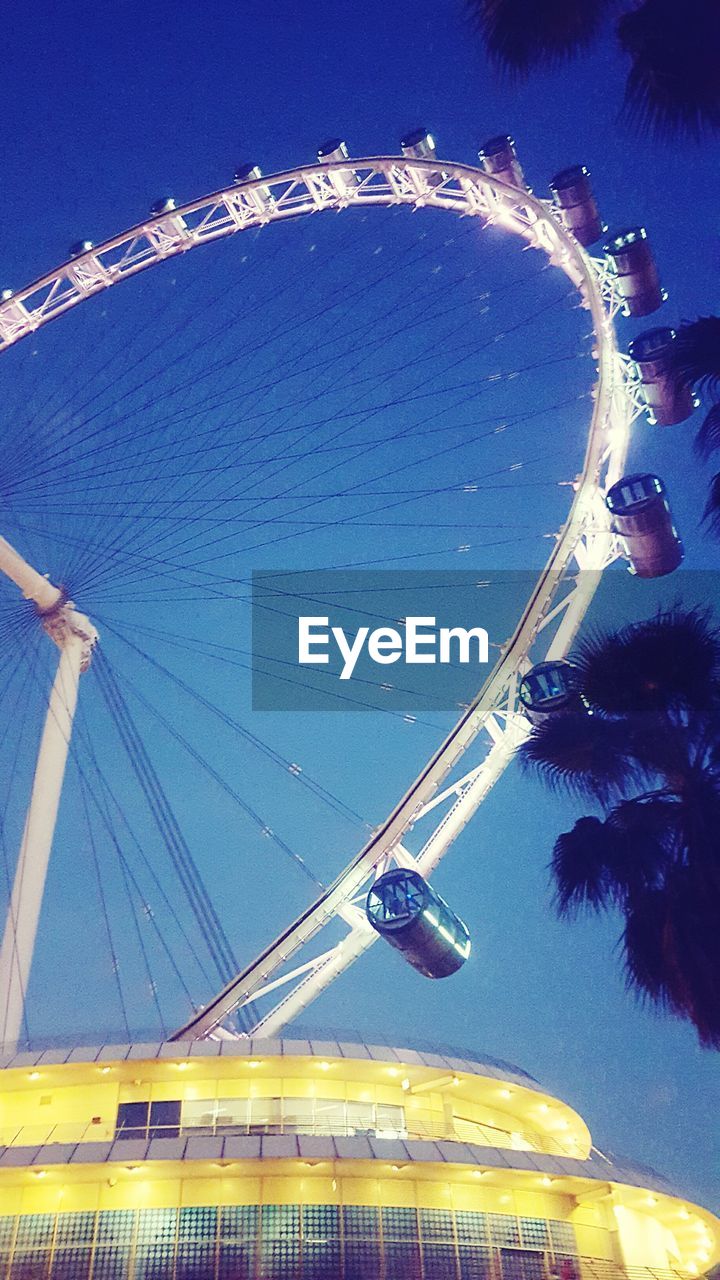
[0,151,633,1040]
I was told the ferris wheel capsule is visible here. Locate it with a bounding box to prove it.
[366,868,471,979]
[604,227,665,317]
[150,197,177,215]
[233,164,275,214]
[400,128,445,190]
[478,135,525,189]
[69,240,94,259]
[317,139,359,196]
[606,473,683,578]
[519,661,579,720]
[549,166,604,247]
[627,328,695,426]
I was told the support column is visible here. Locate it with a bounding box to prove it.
[0,635,84,1050]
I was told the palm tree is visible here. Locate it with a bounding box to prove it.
[466,0,720,137]
[666,317,720,532]
[518,607,720,1047]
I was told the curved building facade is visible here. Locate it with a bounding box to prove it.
[0,1036,716,1279]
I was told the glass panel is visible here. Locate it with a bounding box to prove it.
[458,1247,494,1280]
[342,1206,379,1238]
[500,1248,547,1280]
[455,1213,488,1245]
[49,1250,92,1280]
[96,1213,136,1246]
[548,1223,577,1255]
[135,1210,177,1246]
[381,1206,417,1240]
[420,1209,455,1242]
[91,1250,131,1280]
[301,1206,339,1239]
[343,1238,382,1279]
[215,1098,250,1130]
[181,1098,219,1132]
[375,1102,406,1138]
[178,1206,218,1242]
[345,1102,374,1136]
[9,1253,52,1279]
[249,1097,282,1132]
[488,1216,521,1248]
[313,1100,345,1134]
[283,1097,316,1133]
[217,1241,254,1278]
[115,1100,149,1139]
[149,1100,180,1140]
[15,1219,54,1251]
[0,1221,16,1249]
[423,1241,460,1279]
[301,1238,341,1279]
[54,1215,95,1247]
[520,1220,549,1250]
[134,1245,176,1279]
[220,1207,258,1240]
[175,1243,217,1279]
[383,1240,421,1278]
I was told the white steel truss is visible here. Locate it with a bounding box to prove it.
[0,152,641,1045]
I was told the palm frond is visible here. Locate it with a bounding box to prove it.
[466,0,612,73]
[518,713,638,804]
[623,869,720,1046]
[621,890,675,1006]
[703,472,720,536]
[572,607,720,716]
[550,816,627,915]
[606,796,678,889]
[666,317,720,399]
[618,0,720,138]
[695,404,720,462]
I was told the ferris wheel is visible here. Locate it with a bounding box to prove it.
[0,131,669,1051]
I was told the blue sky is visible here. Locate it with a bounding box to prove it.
[2,0,719,1213]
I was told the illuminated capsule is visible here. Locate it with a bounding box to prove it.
[400,128,444,189]
[605,474,682,578]
[478,134,524,188]
[549,166,603,247]
[366,868,471,979]
[233,164,274,214]
[150,197,177,215]
[69,240,94,259]
[604,228,664,317]
[317,139,359,196]
[627,328,695,427]
[519,661,578,720]
[400,127,437,161]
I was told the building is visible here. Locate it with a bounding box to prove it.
[0,1035,717,1279]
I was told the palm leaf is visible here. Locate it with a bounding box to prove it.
[621,890,675,1006]
[550,816,628,915]
[618,0,720,138]
[695,404,720,462]
[466,0,612,72]
[703,472,720,536]
[518,713,638,804]
[572,607,720,716]
[623,869,720,1046]
[666,317,720,399]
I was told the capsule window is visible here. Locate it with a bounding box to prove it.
[607,475,663,512]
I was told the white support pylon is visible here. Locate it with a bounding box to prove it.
[0,536,97,1051]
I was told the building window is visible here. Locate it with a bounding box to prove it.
[115,1100,180,1140]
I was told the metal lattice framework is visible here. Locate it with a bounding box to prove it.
[0,153,642,1046]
